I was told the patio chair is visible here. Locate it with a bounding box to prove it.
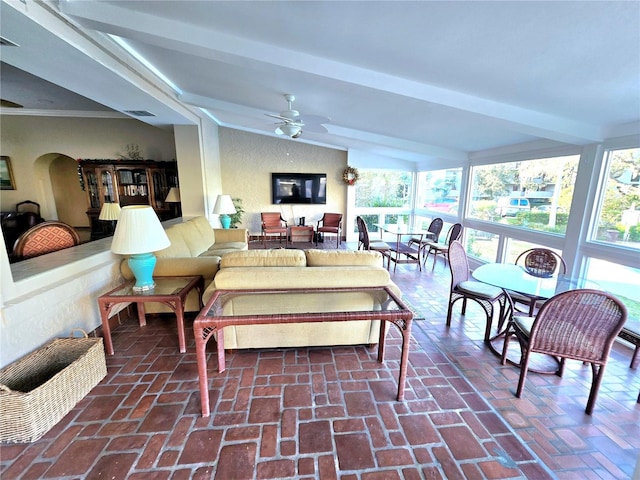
[424,222,463,270]
[511,248,567,316]
[356,216,391,270]
[261,212,288,248]
[316,213,342,247]
[12,220,80,260]
[501,289,627,415]
[408,217,443,264]
[447,240,507,342]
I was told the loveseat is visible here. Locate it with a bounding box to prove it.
[120,216,248,312]
[201,249,400,350]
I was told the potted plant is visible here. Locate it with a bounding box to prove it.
[229,197,245,228]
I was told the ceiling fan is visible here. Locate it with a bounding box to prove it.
[266,94,330,138]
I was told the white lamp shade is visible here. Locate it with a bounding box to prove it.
[165,187,181,202]
[110,205,171,254]
[276,124,302,137]
[98,202,121,221]
[213,195,236,215]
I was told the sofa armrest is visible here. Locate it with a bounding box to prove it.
[120,256,220,281]
[213,228,248,243]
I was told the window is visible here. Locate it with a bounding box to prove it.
[583,258,639,324]
[416,168,462,216]
[591,147,640,249]
[355,170,412,208]
[464,228,499,262]
[468,155,579,234]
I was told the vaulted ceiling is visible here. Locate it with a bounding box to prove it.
[1,1,639,164]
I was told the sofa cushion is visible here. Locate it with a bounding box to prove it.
[305,249,383,267]
[180,218,214,257]
[157,225,191,258]
[209,265,391,296]
[200,244,249,257]
[220,249,307,268]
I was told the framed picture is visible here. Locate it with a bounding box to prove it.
[1,156,16,190]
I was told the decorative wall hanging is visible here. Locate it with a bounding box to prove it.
[343,166,360,186]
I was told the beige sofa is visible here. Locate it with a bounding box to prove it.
[201,249,400,350]
[120,216,248,312]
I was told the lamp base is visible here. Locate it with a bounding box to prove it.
[220,214,231,229]
[128,252,157,291]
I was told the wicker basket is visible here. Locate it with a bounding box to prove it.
[0,330,107,443]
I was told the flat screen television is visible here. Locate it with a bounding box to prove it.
[272,173,327,204]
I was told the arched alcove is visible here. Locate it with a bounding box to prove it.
[48,154,88,229]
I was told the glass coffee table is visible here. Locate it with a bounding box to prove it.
[98,276,203,355]
[194,286,414,417]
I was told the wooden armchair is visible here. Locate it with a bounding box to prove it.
[316,213,342,247]
[261,212,288,248]
[12,221,80,261]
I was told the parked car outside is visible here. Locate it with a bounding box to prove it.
[496,197,530,217]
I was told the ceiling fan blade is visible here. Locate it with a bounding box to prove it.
[265,113,289,121]
[301,123,328,133]
[299,114,330,125]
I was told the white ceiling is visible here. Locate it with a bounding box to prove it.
[1,0,639,164]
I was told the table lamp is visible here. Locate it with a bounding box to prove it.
[213,194,236,229]
[110,205,171,291]
[164,187,181,217]
[98,202,121,235]
[165,187,181,203]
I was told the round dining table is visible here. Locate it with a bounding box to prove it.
[471,263,597,371]
[472,263,596,300]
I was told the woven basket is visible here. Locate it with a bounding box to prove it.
[0,330,107,443]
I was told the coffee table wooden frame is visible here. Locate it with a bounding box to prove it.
[98,275,204,355]
[194,286,414,417]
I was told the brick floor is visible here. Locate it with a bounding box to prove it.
[1,241,638,479]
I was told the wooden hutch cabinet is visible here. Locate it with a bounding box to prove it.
[78,159,178,239]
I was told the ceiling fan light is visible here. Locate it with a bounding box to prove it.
[277,124,302,138]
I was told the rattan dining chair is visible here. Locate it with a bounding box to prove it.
[500,289,627,415]
[356,216,391,270]
[408,217,443,264]
[447,241,507,342]
[425,222,463,270]
[511,248,567,316]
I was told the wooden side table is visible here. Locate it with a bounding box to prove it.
[290,225,314,243]
[98,276,203,355]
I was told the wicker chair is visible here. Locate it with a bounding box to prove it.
[12,221,80,260]
[316,213,342,247]
[408,217,443,264]
[446,241,507,342]
[500,289,627,415]
[425,222,463,270]
[511,248,567,316]
[261,212,288,248]
[356,216,391,269]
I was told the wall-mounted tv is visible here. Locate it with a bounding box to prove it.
[272,173,327,204]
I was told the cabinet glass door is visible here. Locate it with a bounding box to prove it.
[100,169,116,204]
[84,169,100,209]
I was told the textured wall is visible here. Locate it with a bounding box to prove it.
[0,256,122,368]
[219,128,348,234]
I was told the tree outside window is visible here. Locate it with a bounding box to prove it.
[593,147,640,246]
[468,155,579,234]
